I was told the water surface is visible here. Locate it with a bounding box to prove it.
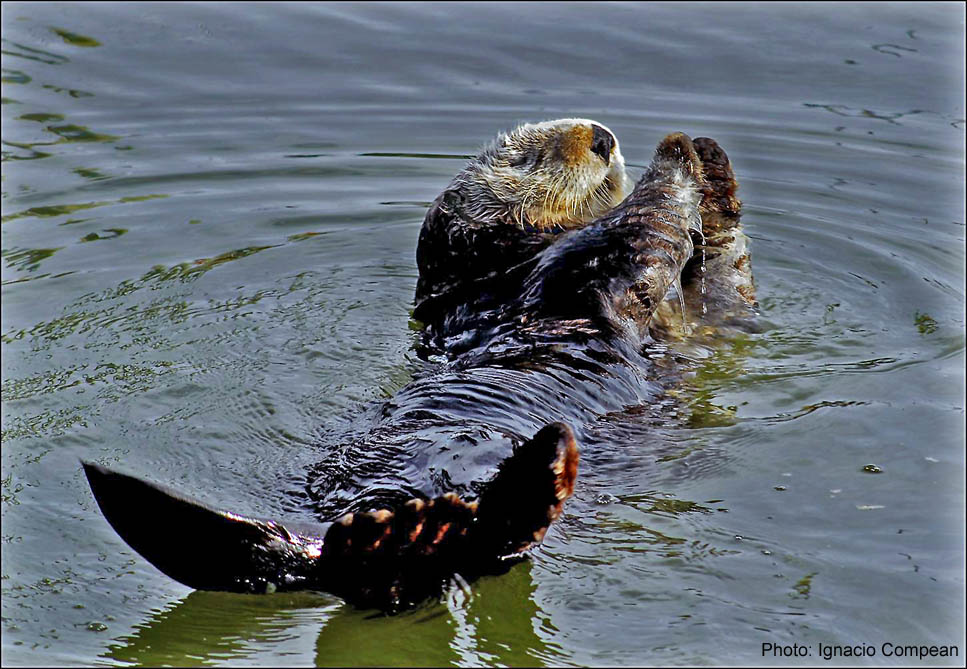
[2,2,964,666]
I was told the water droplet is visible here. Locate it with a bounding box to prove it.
[674,276,689,335]
[695,229,708,315]
[86,622,108,632]
[700,246,708,316]
[774,485,787,491]
[594,493,618,505]
[862,464,883,474]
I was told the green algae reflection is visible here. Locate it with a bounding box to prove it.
[1,40,70,65]
[2,246,62,272]
[46,123,118,143]
[680,334,761,429]
[7,111,118,162]
[17,112,65,123]
[50,28,101,48]
[72,166,110,181]
[79,228,127,243]
[0,248,275,346]
[144,245,278,283]
[1,69,31,84]
[2,139,52,161]
[1,195,167,224]
[791,572,818,599]
[98,562,562,667]
[314,562,560,667]
[102,591,339,667]
[914,311,938,335]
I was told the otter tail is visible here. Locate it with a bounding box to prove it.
[82,461,331,594]
[82,422,578,610]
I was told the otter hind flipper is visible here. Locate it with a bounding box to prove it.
[315,422,579,610]
[474,421,579,555]
[81,461,328,593]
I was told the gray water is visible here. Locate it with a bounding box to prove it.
[2,2,964,666]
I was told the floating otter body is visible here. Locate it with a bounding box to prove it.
[83,119,754,611]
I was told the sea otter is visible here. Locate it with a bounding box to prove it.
[83,119,754,611]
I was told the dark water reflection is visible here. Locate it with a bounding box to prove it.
[2,2,964,666]
[101,563,558,667]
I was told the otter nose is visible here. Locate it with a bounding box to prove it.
[590,124,615,165]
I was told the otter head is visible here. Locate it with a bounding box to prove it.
[451,118,631,231]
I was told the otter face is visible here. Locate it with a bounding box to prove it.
[456,118,631,230]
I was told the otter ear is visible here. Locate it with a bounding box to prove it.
[652,132,706,184]
[439,189,467,216]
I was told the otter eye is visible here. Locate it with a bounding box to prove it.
[508,150,544,170]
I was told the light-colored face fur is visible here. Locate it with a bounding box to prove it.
[451,118,631,231]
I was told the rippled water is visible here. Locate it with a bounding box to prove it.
[2,2,964,666]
